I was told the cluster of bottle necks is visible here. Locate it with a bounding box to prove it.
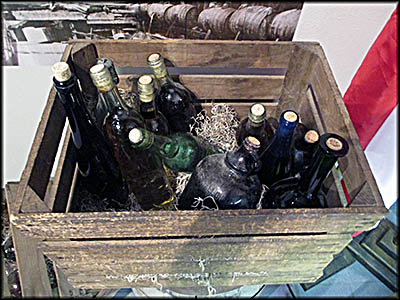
[52,55,349,211]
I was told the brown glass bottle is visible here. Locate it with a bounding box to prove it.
[52,62,127,207]
[147,53,200,133]
[90,63,148,205]
[137,75,170,136]
[236,103,274,153]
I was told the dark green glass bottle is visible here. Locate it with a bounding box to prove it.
[259,110,299,187]
[147,52,200,133]
[52,62,127,206]
[236,103,275,153]
[128,128,175,209]
[137,75,170,136]
[291,129,320,177]
[178,136,262,210]
[263,133,349,209]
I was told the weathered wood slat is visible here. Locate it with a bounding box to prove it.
[16,44,73,214]
[52,255,334,276]
[5,183,53,297]
[309,46,384,209]
[65,270,322,289]
[119,74,285,100]
[54,266,80,297]
[12,207,385,240]
[40,234,348,260]
[78,39,298,69]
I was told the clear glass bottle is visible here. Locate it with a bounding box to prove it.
[137,75,170,136]
[52,62,127,205]
[147,52,200,133]
[127,128,175,210]
[178,136,262,210]
[258,110,299,187]
[236,103,274,153]
[263,133,349,209]
[291,129,320,177]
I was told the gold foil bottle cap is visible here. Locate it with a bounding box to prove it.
[52,62,71,82]
[305,130,319,144]
[326,137,343,151]
[283,111,298,122]
[129,128,143,144]
[147,53,167,80]
[89,63,114,93]
[137,75,155,103]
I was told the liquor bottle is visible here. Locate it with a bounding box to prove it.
[236,103,274,153]
[137,75,170,136]
[291,129,320,177]
[258,110,299,187]
[178,136,262,210]
[147,52,200,133]
[263,133,349,208]
[89,63,148,204]
[52,62,127,206]
[127,128,175,209]
[129,127,223,173]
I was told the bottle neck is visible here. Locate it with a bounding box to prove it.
[101,86,130,111]
[267,117,297,158]
[247,117,264,128]
[151,62,170,86]
[226,142,261,175]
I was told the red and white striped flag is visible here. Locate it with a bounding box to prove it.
[343,7,398,150]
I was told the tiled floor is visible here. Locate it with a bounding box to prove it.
[112,201,398,298]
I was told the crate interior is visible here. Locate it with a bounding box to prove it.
[16,39,384,223]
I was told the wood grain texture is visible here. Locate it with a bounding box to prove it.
[54,266,80,297]
[119,74,284,100]
[71,39,298,69]
[308,45,384,209]
[16,43,73,214]
[11,207,386,240]
[6,183,53,297]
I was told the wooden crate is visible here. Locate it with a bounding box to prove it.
[5,39,388,296]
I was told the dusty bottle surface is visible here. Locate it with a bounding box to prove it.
[178,136,262,210]
[259,110,299,187]
[263,133,349,208]
[161,132,224,173]
[291,129,320,177]
[128,128,175,209]
[147,52,200,133]
[52,62,127,206]
[236,103,275,153]
[137,75,170,136]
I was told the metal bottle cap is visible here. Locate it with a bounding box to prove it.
[89,63,114,93]
[137,75,155,103]
[147,53,167,79]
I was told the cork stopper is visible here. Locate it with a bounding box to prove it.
[89,63,114,93]
[128,128,143,144]
[326,137,343,151]
[52,62,71,82]
[147,53,162,65]
[243,136,261,151]
[137,75,155,103]
[283,111,298,122]
[249,103,266,124]
[304,130,319,144]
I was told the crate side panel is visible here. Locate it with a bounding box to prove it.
[88,39,295,69]
[12,207,386,240]
[16,44,73,214]
[309,46,385,209]
[119,74,285,100]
